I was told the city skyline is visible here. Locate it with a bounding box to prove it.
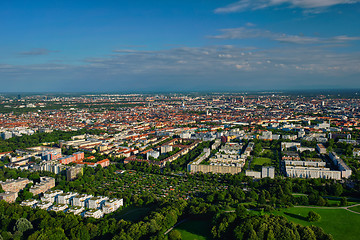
[1,0,360,92]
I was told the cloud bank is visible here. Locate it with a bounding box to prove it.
[215,0,360,13]
[210,27,360,44]
[1,44,359,92]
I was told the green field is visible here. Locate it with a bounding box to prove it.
[251,157,272,171]
[175,219,212,240]
[348,205,360,213]
[273,207,360,240]
[109,206,153,222]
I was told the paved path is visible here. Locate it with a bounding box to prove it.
[164,218,188,235]
[294,203,360,215]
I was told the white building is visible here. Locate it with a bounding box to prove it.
[72,194,93,207]
[261,166,275,178]
[41,189,63,203]
[57,192,77,205]
[50,204,68,212]
[88,196,109,209]
[329,152,352,178]
[36,201,53,210]
[83,209,104,219]
[102,199,123,214]
[286,166,341,180]
[146,150,160,160]
[20,199,39,208]
[67,206,85,215]
[281,142,301,151]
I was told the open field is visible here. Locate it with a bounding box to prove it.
[273,206,360,240]
[251,157,272,171]
[175,219,212,240]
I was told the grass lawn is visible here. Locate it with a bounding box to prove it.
[251,157,272,171]
[272,207,360,240]
[175,219,212,240]
[348,205,360,213]
[109,206,153,222]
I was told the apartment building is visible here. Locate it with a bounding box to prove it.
[29,177,55,195]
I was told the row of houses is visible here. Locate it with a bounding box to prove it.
[0,177,55,203]
[21,190,123,218]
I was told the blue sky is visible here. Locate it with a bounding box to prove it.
[0,0,359,92]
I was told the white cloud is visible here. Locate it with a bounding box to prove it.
[1,44,360,91]
[210,27,360,44]
[214,0,360,13]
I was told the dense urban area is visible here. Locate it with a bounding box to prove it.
[1,91,360,240]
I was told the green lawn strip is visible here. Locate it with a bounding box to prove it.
[272,207,360,240]
[251,157,272,171]
[252,157,272,165]
[175,219,212,240]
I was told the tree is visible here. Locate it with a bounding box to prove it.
[340,197,348,206]
[236,205,248,217]
[331,183,343,197]
[13,218,33,233]
[266,229,275,240]
[168,229,181,240]
[307,211,321,222]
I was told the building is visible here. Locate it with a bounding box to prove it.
[66,165,83,181]
[284,152,351,180]
[284,159,326,167]
[102,199,123,214]
[246,166,275,179]
[316,143,327,154]
[59,155,76,165]
[88,196,109,209]
[286,166,341,180]
[1,132,12,140]
[20,199,39,207]
[261,166,275,178]
[296,146,315,153]
[50,204,68,212]
[57,192,77,205]
[36,201,53,210]
[282,151,300,161]
[77,159,110,168]
[29,177,55,195]
[146,150,160,160]
[83,209,104,219]
[73,152,85,161]
[281,142,301,151]
[72,194,93,207]
[41,189,63,203]
[188,164,242,174]
[0,178,31,193]
[0,191,18,203]
[329,152,352,178]
[96,159,110,168]
[67,206,85,215]
[161,145,173,154]
[354,149,360,158]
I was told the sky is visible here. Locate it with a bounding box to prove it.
[0,0,360,92]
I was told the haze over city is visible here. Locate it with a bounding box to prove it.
[1,0,360,92]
